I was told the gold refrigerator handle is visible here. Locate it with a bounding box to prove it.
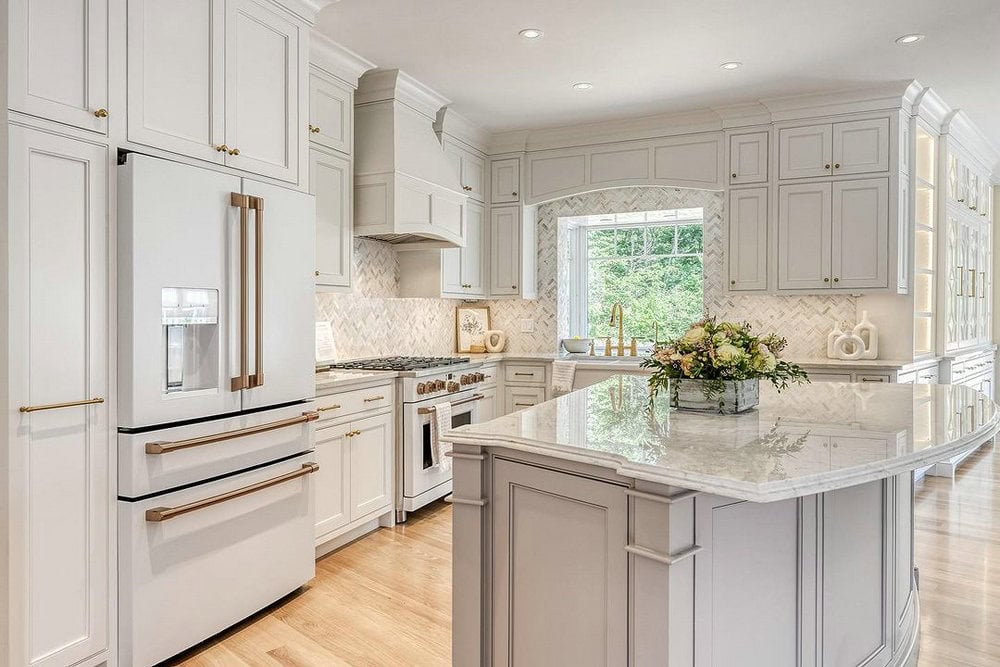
[145,411,319,454]
[250,195,264,388]
[145,462,319,522]
[230,193,251,391]
[19,397,105,413]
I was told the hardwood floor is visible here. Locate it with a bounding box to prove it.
[170,444,1000,666]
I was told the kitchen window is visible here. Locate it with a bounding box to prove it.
[566,208,704,344]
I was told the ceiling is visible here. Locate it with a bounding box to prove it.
[317,0,1000,153]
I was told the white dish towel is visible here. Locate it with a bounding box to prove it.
[551,360,578,397]
[429,400,453,472]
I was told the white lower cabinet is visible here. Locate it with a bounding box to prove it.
[7,125,111,667]
[313,394,394,546]
[311,146,352,288]
[505,385,546,413]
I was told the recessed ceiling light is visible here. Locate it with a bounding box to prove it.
[720,61,742,70]
[572,82,594,90]
[518,28,544,39]
[895,33,925,45]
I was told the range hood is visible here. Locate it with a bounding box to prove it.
[353,69,467,248]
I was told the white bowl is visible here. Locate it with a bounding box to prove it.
[561,338,592,354]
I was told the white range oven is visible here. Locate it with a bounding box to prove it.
[321,357,498,522]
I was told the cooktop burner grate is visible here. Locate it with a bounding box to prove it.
[323,356,471,371]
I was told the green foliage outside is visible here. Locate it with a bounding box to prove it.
[585,223,704,342]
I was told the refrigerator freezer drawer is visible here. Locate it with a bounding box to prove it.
[118,453,317,667]
[119,402,317,498]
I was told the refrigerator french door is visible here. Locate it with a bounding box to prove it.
[118,153,315,428]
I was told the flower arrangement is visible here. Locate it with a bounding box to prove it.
[642,317,809,411]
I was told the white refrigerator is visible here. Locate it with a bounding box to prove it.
[117,153,319,666]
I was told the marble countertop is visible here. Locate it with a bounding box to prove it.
[446,375,999,502]
[466,352,939,371]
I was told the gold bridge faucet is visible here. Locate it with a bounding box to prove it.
[609,302,625,356]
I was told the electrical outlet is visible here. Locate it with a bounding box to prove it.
[520,319,535,333]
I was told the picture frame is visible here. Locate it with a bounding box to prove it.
[455,306,491,353]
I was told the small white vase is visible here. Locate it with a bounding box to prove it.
[827,320,845,359]
[853,311,879,360]
[833,332,866,360]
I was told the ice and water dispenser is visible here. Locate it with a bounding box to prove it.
[161,287,219,394]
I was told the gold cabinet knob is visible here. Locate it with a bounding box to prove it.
[228,147,240,156]
[824,277,830,283]
[730,280,736,285]
[215,144,229,152]
[511,191,518,197]
[93,108,109,118]
[834,163,840,169]
[511,285,517,289]
[315,270,320,277]
[833,277,840,283]
[731,172,737,178]
[825,164,831,169]
[309,124,321,133]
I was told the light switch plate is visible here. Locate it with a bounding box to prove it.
[520,319,535,333]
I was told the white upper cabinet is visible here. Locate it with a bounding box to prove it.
[126,0,304,182]
[127,0,226,163]
[777,182,833,290]
[779,119,890,180]
[729,132,768,184]
[831,178,889,289]
[9,0,109,133]
[728,187,768,290]
[832,119,890,175]
[9,126,110,667]
[444,138,486,202]
[225,0,300,182]
[311,147,352,289]
[490,206,521,296]
[308,71,352,155]
[491,158,521,204]
[441,201,486,298]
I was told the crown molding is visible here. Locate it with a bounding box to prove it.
[310,31,376,88]
[760,80,914,121]
[262,0,336,25]
[910,85,952,132]
[434,108,491,154]
[355,69,451,120]
[711,102,772,129]
[943,109,1000,176]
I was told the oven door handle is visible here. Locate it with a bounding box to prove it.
[417,393,485,415]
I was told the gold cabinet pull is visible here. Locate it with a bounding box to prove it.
[228,147,241,156]
[308,124,321,134]
[215,144,229,153]
[345,429,361,437]
[317,404,342,412]
[980,272,986,299]
[250,195,265,388]
[145,462,319,522]
[93,108,109,118]
[363,395,385,402]
[19,397,104,413]
[145,411,319,454]
[969,268,977,298]
[231,193,251,391]
[957,265,965,296]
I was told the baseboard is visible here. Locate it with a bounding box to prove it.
[314,509,393,559]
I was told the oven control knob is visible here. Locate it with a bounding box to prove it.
[435,380,446,391]
[475,372,484,382]
[417,383,426,395]
[447,381,460,393]
[461,374,469,385]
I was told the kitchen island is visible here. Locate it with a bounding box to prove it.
[446,376,999,667]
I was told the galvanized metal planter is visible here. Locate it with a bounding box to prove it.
[671,378,760,414]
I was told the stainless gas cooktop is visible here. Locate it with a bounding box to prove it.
[320,356,471,372]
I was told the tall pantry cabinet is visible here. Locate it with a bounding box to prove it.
[3,1,331,666]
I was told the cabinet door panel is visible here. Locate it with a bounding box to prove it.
[309,72,352,154]
[350,413,393,520]
[832,178,889,289]
[127,0,225,162]
[462,151,487,203]
[314,424,350,537]
[490,206,520,296]
[778,124,832,179]
[833,118,890,176]
[10,127,109,666]
[504,386,546,414]
[729,132,768,184]
[311,148,352,288]
[225,0,299,182]
[777,183,832,289]
[463,202,487,295]
[728,188,768,290]
[492,460,627,666]
[9,0,109,132]
[491,158,520,203]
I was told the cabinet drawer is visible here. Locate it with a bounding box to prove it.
[808,373,853,383]
[856,374,891,384]
[915,368,939,385]
[316,384,394,423]
[505,364,547,384]
[505,386,547,413]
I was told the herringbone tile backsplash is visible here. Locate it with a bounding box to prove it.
[316,186,857,360]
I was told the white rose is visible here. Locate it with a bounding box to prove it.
[759,347,777,371]
[716,343,743,364]
[682,326,707,345]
